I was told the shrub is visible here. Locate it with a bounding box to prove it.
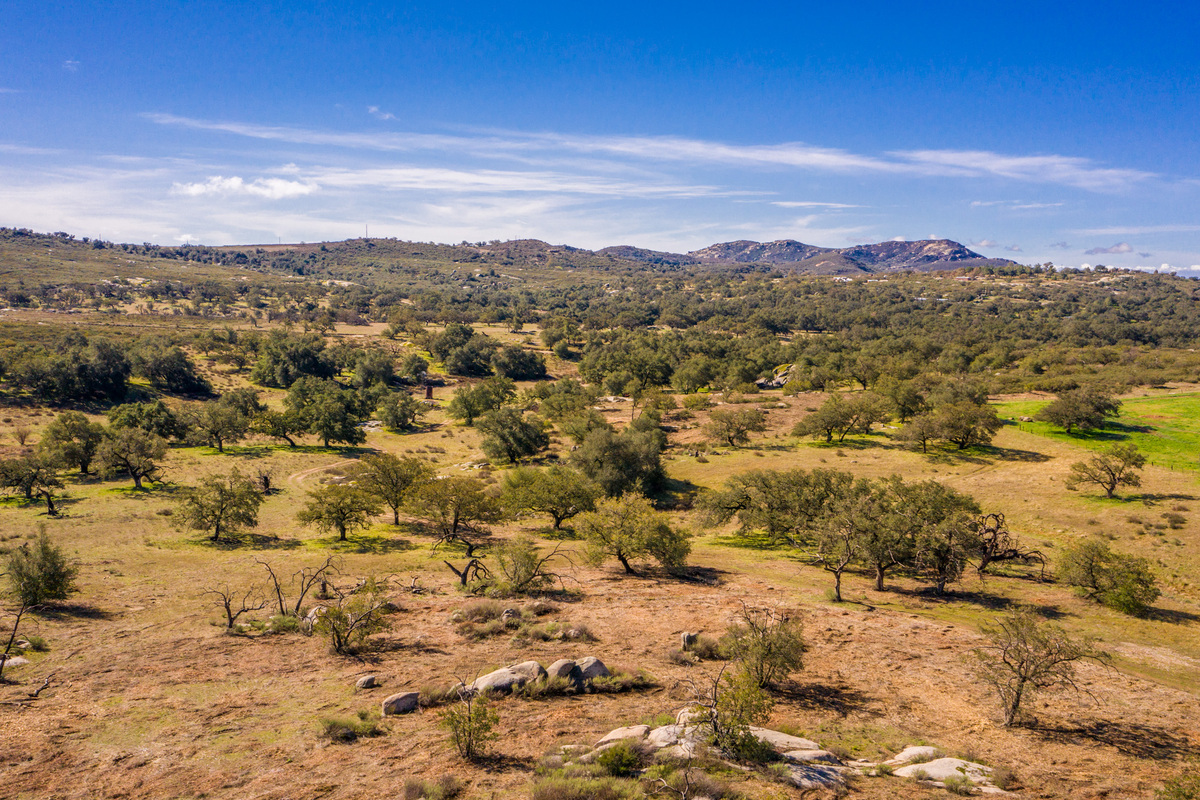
[5,526,78,606]
[403,775,464,800]
[596,739,642,777]
[440,692,499,761]
[529,776,637,800]
[457,599,504,623]
[320,710,383,742]
[1059,539,1160,616]
[668,649,697,666]
[689,635,723,660]
[991,765,1018,791]
[313,578,394,654]
[719,606,805,687]
[943,774,975,795]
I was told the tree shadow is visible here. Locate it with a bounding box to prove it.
[1033,719,1200,760]
[32,602,117,621]
[202,533,304,550]
[982,446,1052,463]
[773,681,874,716]
[1147,606,1200,625]
[1132,492,1199,506]
[213,445,275,460]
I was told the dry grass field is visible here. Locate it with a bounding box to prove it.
[2,354,1200,799]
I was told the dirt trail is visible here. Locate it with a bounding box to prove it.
[286,458,358,487]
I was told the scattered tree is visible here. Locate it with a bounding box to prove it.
[97,428,168,488]
[297,484,382,540]
[446,377,516,426]
[175,469,264,542]
[5,525,78,606]
[38,412,106,474]
[1066,443,1146,498]
[313,576,393,654]
[933,402,1004,450]
[1036,388,1121,433]
[499,465,600,530]
[1059,538,1160,616]
[972,607,1109,726]
[703,407,768,448]
[441,685,499,761]
[349,452,433,525]
[719,605,805,687]
[476,408,549,464]
[186,400,249,452]
[375,391,427,431]
[407,476,503,554]
[575,494,690,575]
[204,584,267,630]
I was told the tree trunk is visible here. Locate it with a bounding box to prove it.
[617,553,637,575]
[42,490,56,516]
[875,564,887,591]
[832,570,843,602]
[133,473,143,489]
[212,522,221,542]
[338,524,347,541]
[392,507,400,525]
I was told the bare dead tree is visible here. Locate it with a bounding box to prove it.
[444,558,492,591]
[1,599,35,683]
[204,585,267,629]
[975,513,1047,579]
[256,556,341,618]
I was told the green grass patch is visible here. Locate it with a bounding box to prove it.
[994,393,1200,471]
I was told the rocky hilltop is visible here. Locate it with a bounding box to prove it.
[603,237,1016,275]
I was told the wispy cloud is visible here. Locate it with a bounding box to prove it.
[62,60,80,73]
[1049,241,1071,249]
[144,113,1156,191]
[971,199,1064,209]
[900,150,1152,191]
[971,239,998,247]
[1006,245,1022,252]
[771,201,862,208]
[0,88,19,94]
[1085,242,1133,255]
[1073,224,1200,235]
[171,175,319,199]
[367,106,396,121]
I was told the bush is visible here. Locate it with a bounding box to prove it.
[991,765,1019,791]
[1059,539,1160,616]
[719,606,805,687]
[529,775,638,800]
[440,693,499,761]
[456,599,504,623]
[403,775,464,800]
[689,635,723,660]
[5,526,78,606]
[943,775,975,795]
[320,710,383,742]
[596,739,643,777]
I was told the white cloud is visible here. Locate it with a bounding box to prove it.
[889,236,906,242]
[1084,242,1133,255]
[1048,241,1071,249]
[896,150,1152,191]
[171,175,318,199]
[1006,245,1022,252]
[367,106,396,121]
[971,239,998,247]
[1074,224,1200,235]
[62,60,80,72]
[144,113,1155,191]
[771,201,862,208]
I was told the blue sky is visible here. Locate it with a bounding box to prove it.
[2,1,1198,269]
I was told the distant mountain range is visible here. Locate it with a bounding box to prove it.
[598,238,1016,274]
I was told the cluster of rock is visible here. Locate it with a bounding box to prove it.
[369,656,612,718]
[556,711,1007,793]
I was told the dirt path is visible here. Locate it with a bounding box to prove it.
[286,458,358,487]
